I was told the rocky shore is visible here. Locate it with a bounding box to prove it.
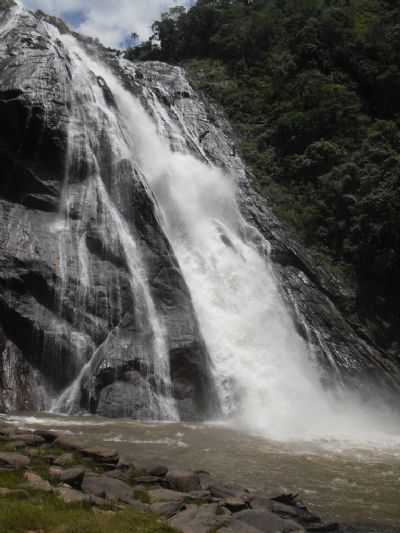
[0,422,341,533]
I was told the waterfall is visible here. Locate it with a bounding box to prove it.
[41,32,397,439]
[51,34,177,420]
[45,37,328,435]
[94,73,331,438]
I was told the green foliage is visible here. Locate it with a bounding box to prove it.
[129,0,400,350]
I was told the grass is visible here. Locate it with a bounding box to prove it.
[0,494,176,533]
[0,470,22,490]
[0,442,177,533]
[134,489,151,504]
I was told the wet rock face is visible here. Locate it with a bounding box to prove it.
[123,59,400,400]
[0,1,398,420]
[0,4,217,419]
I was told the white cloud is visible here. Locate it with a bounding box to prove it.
[23,0,190,47]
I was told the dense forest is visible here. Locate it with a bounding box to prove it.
[127,0,400,354]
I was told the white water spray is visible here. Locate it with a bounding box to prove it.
[51,35,177,420]
[48,34,399,441]
[109,59,400,441]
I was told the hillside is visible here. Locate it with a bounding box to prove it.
[128,0,400,355]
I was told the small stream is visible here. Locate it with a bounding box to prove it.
[3,413,400,531]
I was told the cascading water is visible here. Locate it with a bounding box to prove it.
[1,3,390,437]
[50,34,177,420]
[40,31,400,440]
[97,73,339,438]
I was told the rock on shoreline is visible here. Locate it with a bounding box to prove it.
[0,422,340,533]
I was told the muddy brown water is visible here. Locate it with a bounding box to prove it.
[2,414,400,531]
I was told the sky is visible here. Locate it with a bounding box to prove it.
[23,0,193,48]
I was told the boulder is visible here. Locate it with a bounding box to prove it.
[148,488,187,504]
[250,494,274,511]
[151,500,183,518]
[117,456,136,471]
[166,470,201,493]
[54,453,75,467]
[104,469,131,482]
[305,524,339,532]
[168,503,229,533]
[197,472,212,491]
[80,447,119,464]
[49,466,64,481]
[147,464,168,477]
[59,467,86,489]
[189,490,213,503]
[219,521,263,533]
[23,472,52,492]
[209,483,249,501]
[53,438,82,452]
[0,452,30,469]
[17,434,46,446]
[133,475,162,485]
[82,474,134,503]
[57,487,89,505]
[33,429,58,443]
[224,497,249,513]
[168,505,199,531]
[271,501,321,525]
[56,487,110,508]
[235,509,304,533]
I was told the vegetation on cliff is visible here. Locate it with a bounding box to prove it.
[127,0,400,353]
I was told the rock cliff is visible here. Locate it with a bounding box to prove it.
[0,1,398,419]
[0,2,217,418]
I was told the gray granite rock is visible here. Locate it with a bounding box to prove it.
[80,447,119,464]
[0,452,30,469]
[82,473,134,504]
[168,503,229,533]
[53,452,76,467]
[148,488,187,504]
[23,471,52,492]
[0,1,218,420]
[166,470,201,493]
[59,467,86,488]
[151,500,183,518]
[235,509,304,533]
